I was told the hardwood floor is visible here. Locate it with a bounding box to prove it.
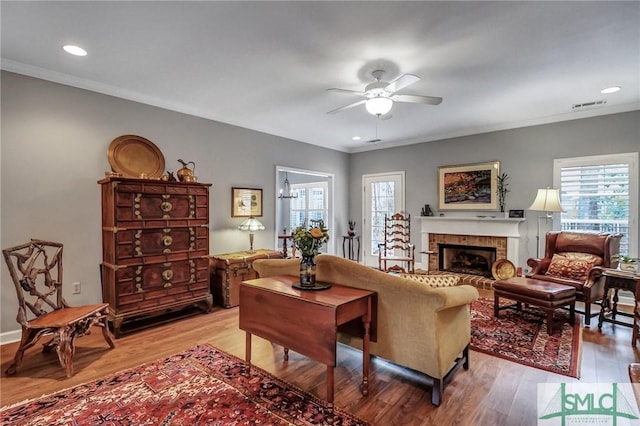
[1,289,638,425]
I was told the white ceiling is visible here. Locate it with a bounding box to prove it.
[2,1,638,153]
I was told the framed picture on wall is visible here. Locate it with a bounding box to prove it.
[231,187,263,217]
[438,161,499,210]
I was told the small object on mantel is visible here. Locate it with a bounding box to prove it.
[420,204,434,216]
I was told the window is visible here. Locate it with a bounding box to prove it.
[290,181,328,233]
[554,153,638,256]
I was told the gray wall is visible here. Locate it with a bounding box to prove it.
[349,110,640,269]
[2,70,638,335]
[0,71,349,333]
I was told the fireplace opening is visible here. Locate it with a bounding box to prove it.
[439,244,496,277]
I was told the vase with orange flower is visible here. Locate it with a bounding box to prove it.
[293,219,329,288]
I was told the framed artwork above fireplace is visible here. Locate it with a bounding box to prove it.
[438,161,499,210]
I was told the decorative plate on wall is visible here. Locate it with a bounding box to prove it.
[491,259,516,280]
[107,135,165,178]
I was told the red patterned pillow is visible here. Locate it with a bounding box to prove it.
[559,251,603,266]
[546,253,595,281]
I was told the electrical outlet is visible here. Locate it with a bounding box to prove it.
[72,282,81,294]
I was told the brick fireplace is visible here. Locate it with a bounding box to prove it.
[419,216,524,275]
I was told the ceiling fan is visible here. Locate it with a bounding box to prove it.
[327,70,442,116]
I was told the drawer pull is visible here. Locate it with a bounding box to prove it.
[136,283,143,293]
[161,201,173,212]
[162,269,174,281]
[162,236,173,246]
[163,282,172,288]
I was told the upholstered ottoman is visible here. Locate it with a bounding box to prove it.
[493,277,576,335]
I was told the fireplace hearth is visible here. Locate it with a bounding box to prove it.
[439,243,496,278]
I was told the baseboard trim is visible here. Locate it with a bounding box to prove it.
[0,329,22,345]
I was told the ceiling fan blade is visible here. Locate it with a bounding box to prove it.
[327,88,366,96]
[393,94,443,105]
[327,99,366,114]
[385,74,420,94]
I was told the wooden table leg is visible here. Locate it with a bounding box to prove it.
[612,288,620,320]
[326,364,334,421]
[245,332,252,368]
[362,299,371,396]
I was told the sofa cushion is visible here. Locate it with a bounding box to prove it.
[546,252,598,281]
[399,273,459,287]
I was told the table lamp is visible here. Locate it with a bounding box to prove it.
[528,188,565,257]
[238,216,265,253]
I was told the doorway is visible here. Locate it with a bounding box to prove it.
[275,166,335,255]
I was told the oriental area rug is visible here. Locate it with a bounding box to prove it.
[470,297,582,378]
[0,343,369,426]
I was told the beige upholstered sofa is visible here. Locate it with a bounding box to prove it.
[252,254,479,406]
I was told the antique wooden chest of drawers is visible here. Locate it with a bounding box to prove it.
[99,177,212,337]
[209,249,282,308]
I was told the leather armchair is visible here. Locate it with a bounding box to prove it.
[527,230,622,326]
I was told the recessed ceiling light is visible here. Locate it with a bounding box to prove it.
[352,136,361,141]
[601,86,621,94]
[63,45,87,56]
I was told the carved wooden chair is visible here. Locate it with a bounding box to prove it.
[378,213,415,273]
[3,239,115,377]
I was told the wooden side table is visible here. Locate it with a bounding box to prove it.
[342,235,360,262]
[598,269,640,346]
[239,275,375,416]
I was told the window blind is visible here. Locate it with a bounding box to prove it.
[559,163,630,253]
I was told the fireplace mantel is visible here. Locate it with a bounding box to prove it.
[418,216,525,270]
[418,216,524,238]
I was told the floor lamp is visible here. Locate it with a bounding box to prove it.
[528,188,565,258]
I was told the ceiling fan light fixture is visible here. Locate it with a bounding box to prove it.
[365,97,393,116]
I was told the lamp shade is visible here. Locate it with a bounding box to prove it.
[238,216,265,232]
[528,188,565,212]
[365,97,393,116]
